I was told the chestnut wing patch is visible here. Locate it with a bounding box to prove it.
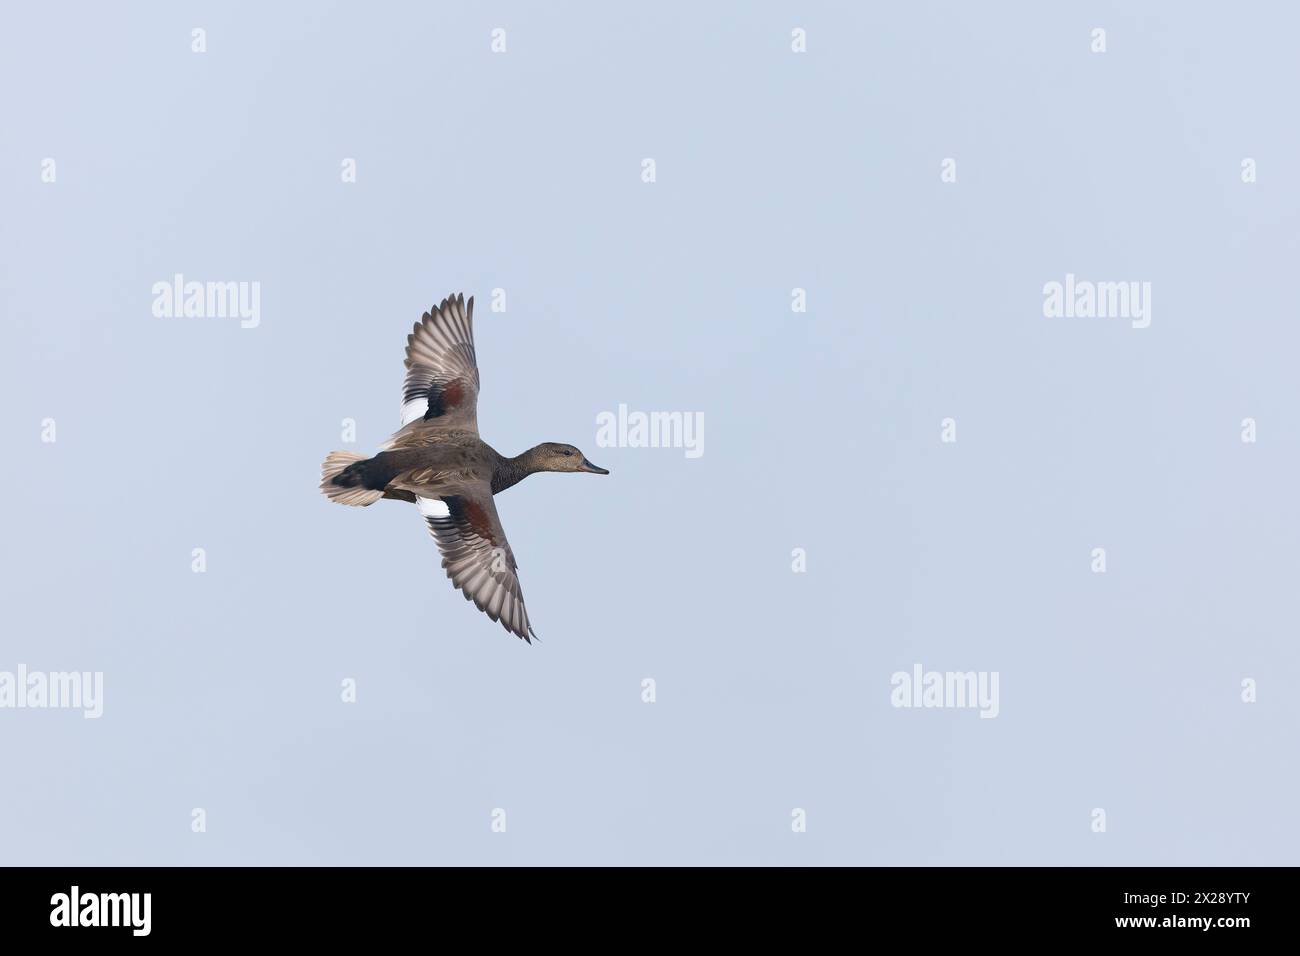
[424,488,535,642]
[400,293,481,430]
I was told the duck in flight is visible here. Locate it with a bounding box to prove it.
[319,294,609,642]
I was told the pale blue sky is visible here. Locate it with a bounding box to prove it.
[1,1,1296,865]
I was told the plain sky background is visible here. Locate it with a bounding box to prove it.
[2,1,1297,865]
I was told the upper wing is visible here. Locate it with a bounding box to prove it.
[399,294,480,431]
[424,486,535,642]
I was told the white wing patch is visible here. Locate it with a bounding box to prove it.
[401,399,428,426]
[417,495,450,519]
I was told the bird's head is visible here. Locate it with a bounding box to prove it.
[532,442,610,475]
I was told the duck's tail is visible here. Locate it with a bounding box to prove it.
[320,451,385,506]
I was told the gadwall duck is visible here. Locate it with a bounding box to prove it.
[319,294,609,642]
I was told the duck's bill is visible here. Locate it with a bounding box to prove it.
[579,459,610,475]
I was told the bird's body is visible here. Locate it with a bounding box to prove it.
[319,294,608,642]
[334,433,570,501]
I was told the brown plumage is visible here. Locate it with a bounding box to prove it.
[319,294,609,642]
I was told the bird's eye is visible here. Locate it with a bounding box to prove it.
[562,449,573,456]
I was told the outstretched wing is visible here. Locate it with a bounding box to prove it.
[424,486,535,642]
[399,294,480,431]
